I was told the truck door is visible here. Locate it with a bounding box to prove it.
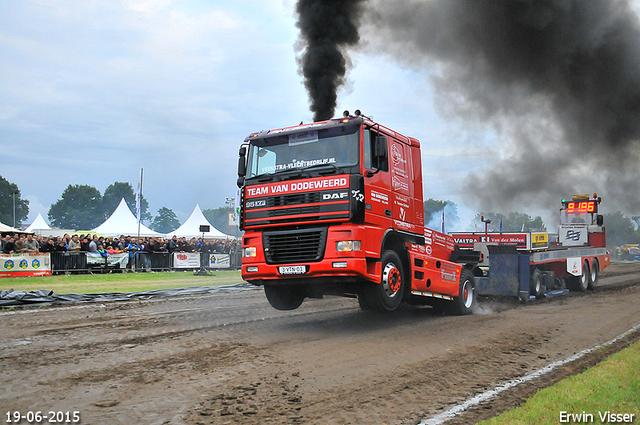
[363,128,391,226]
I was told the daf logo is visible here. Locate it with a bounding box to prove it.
[323,192,348,200]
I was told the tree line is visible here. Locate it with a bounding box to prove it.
[1,175,638,245]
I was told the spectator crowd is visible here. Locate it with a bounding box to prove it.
[1,233,239,256]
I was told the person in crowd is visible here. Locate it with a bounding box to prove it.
[68,234,81,252]
[24,234,39,252]
[97,244,108,258]
[39,237,56,253]
[1,235,10,252]
[168,235,179,253]
[55,239,67,252]
[88,236,98,253]
[14,235,26,253]
[2,236,16,254]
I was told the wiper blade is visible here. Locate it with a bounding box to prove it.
[299,163,344,175]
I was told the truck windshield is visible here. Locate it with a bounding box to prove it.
[246,124,360,178]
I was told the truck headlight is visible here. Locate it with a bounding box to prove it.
[336,241,361,252]
[243,247,257,257]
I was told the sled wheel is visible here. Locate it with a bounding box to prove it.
[588,259,599,290]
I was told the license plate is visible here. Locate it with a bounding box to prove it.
[278,265,307,275]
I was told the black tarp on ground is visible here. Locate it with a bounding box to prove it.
[0,283,258,307]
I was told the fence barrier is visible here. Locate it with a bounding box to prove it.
[1,251,242,277]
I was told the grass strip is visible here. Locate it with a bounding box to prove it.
[0,270,245,294]
[479,340,640,424]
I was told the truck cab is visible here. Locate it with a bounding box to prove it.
[238,111,476,313]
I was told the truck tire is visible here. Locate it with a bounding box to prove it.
[567,261,589,292]
[361,250,405,312]
[264,284,304,311]
[530,268,545,299]
[588,259,599,290]
[451,268,476,315]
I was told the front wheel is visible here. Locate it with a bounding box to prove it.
[451,268,476,315]
[264,284,304,310]
[360,250,405,312]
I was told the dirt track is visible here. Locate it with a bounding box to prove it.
[2,263,640,425]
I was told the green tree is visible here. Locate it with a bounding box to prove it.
[603,211,640,247]
[150,207,181,233]
[424,198,460,231]
[103,181,151,222]
[203,207,237,236]
[0,176,29,227]
[48,184,104,229]
[475,211,545,232]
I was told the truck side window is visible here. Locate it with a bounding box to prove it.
[364,129,388,172]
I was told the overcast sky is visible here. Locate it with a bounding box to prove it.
[2,0,638,230]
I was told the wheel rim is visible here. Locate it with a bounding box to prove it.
[382,262,402,297]
[462,279,474,308]
[534,276,541,294]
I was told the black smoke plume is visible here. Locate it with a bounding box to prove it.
[366,0,640,214]
[296,0,367,122]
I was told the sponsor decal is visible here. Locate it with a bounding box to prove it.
[260,157,337,173]
[351,189,364,202]
[391,144,406,168]
[370,190,388,204]
[246,176,348,197]
[392,175,409,192]
[4,260,14,270]
[32,259,40,269]
[565,230,581,241]
[19,259,28,269]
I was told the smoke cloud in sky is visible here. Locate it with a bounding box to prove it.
[295,0,367,122]
[361,0,640,214]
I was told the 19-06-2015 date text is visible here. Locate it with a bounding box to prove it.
[5,411,80,424]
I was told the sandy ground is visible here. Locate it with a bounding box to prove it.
[1,262,639,425]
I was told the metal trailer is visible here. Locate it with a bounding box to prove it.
[474,244,610,302]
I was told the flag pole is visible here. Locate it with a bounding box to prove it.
[137,168,143,241]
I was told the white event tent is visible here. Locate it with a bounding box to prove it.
[93,198,162,237]
[166,204,231,239]
[25,213,51,233]
[0,221,22,233]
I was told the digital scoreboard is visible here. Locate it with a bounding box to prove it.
[564,200,597,214]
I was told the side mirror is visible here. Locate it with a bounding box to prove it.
[596,214,604,226]
[237,146,247,178]
[237,146,247,188]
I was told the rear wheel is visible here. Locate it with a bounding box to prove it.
[264,284,304,310]
[360,250,405,312]
[451,268,476,315]
[588,259,599,290]
[567,261,589,292]
[530,268,545,299]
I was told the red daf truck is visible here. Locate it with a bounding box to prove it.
[236,112,609,312]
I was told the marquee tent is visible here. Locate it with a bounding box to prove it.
[93,198,162,237]
[25,213,51,233]
[165,204,231,239]
[0,221,22,233]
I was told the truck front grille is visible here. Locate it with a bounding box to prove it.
[263,228,327,264]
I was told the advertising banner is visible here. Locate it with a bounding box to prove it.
[173,252,201,268]
[450,233,530,250]
[0,253,51,278]
[86,252,129,268]
[209,254,230,269]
